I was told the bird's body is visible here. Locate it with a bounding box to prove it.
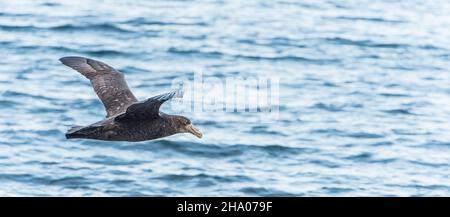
[66,113,187,141]
[60,56,202,141]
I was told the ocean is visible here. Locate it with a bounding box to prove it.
[0,0,449,196]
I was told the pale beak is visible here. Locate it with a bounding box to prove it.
[185,124,203,138]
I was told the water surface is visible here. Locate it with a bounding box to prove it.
[0,0,450,196]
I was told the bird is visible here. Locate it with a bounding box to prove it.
[60,56,202,141]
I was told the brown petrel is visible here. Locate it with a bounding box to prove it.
[60,56,202,141]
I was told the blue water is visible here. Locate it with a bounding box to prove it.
[1,0,450,196]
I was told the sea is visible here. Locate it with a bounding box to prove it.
[0,0,449,196]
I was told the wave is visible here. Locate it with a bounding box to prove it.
[233,54,340,64]
[321,187,354,194]
[116,140,316,158]
[311,128,385,139]
[335,16,406,24]
[237,37,306,48]
[383,109,415,115]
[167,47,341,64]
[33,129,64,136]
[247,126,287,136]
[122,17,208,26]
[8,43,135,57]
[0,23,133,34]
[370,141,393,146]
[386,183,450,192]
[2,90,56,101]
[0,12,33,17]
[308,159,341,168]
[324,37,408,49]
[344,153,397,164]
[154,173,253,184]
[86,155,146,166]
[408,160,450,168]
[40,2,60,7]
[85,49,128,57]
[325,37,445,52]
[379,93,410,98]
[310,128,344,134]
[50,23,133,33]
[422,141,450,148]
[0,173,93,188]
[239,187,298,196]
[311,103,344,112]
[345,132,385,139]
[0,100,21,108]
[167,47,223,58]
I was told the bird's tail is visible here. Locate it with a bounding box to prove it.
[65,125,103,139]
[65,126,86,139]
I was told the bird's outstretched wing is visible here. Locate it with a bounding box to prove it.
[59,56,138,117]
[114,90,182,122]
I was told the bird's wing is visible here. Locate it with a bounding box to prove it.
[59,56,138,117]
[114,89,182,122]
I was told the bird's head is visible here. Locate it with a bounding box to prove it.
[173,116,203,138]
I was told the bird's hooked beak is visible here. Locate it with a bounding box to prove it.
[185,123,203,138]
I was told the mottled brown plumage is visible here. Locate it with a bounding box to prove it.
[60,56,202,141]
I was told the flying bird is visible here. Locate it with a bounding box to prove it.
[60,56,202,141]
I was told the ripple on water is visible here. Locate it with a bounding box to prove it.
[379,93,411,98]
[344,153,397,164]
[421,141,450,148]
[122,17,209,27]
[86,155,147,166]
[239,187,299,196]
[308,159,341,168]
[154,173,253,185]
[1,0,449,196]
[0,100,21,109]
[118,140,314,159]
[311,103,344,112]
[324,37,409,49]
[321,186,355,194]
[246,125,288,136]
[2,90,56,101]
[334,16,406,24]
[383,109,415,116]
[311,128,385,139]
[0,173,94,189]
[0,23,133,34]
[344,132,385,139]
